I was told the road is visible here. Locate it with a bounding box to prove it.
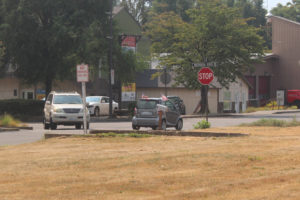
[1,110,300,146]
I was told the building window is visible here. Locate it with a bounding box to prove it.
[27,92,33,99]
[13,89,17,97]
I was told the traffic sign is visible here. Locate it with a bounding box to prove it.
[77,64,89,82]
[198,67,214,85]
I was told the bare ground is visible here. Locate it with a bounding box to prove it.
[1,127,300,200]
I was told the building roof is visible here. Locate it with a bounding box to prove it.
[268,16,300,27]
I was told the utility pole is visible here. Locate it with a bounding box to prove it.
[108,0,113,117]
[164,66,167,96]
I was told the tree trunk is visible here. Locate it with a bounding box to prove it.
[199,85,209,114]
[45,76,52,99]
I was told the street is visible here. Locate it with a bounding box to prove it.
[1,110,300,146]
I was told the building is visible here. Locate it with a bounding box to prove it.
[245,16,300,106]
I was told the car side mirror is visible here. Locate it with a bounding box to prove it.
[45,100,50,105]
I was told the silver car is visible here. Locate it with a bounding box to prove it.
[132,98,183,130]
[43,91,90,130]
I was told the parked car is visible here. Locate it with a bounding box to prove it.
[43,91,90,130]
[287,90,300,108]
[167,96,186,115]
[132,97,183,130]
[86,96,119,116]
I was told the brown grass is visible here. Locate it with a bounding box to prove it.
[1,127,300,199]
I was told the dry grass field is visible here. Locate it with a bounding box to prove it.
[1,127,300,200]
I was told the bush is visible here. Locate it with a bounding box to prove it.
[0,114,22,127]
[0,99,44,117]
[193,120,211,129]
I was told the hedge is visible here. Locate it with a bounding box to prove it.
[0,99,44,117]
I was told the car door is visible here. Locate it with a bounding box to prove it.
[101,97,109,115]
[164,100,179,125]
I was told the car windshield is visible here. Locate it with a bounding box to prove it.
[53,95,82,104]
[137,99,159,109]
[86,97,100,103]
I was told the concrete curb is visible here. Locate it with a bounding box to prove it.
[0,126,33,132]
[0,127,20,132]
[44,129,249,139]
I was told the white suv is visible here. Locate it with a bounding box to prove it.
[43,91,90,130]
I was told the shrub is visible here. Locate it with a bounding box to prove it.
[0,99,44,117]
[193,120,211,129]
[0,114,22,127]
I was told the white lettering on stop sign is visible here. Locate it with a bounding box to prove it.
[198,67,214,85]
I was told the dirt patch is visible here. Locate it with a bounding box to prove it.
[1,127,300,199]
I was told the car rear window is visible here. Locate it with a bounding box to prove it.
[53,95,82,104]
[137,99,159,109]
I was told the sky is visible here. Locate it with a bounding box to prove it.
[263,0,292,12]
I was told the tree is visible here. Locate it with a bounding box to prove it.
[271,0,300,22]
[145,0,264,113]
[119,0,153,25]
[224,0,269,48]
[0,0,112,97]
[0,0,143,98]
[151,0,196,22]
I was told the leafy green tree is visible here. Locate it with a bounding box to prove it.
[271,0,300,22]
[0,0,112,97]
[145,0,264,113]
[119,0,152,25]
[151,0,196,21]
[0,0,143,98]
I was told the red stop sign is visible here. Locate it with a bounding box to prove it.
[198,67,214,85]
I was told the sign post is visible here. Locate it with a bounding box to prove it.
[77,64,89,134]
[198,67,214,122]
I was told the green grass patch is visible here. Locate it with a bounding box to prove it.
[239,118,300,127]
[193,120,211,129]
[0,114,24,127]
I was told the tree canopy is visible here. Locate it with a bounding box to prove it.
[145,0,264,112]
[0,0,142,97]
[271,0,300,22]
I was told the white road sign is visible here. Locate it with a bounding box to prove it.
[77,64,89,82]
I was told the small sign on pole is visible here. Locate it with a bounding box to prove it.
[77,64,89,82]
[77,64,89,134]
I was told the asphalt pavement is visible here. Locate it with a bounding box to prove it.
[1,109,300,146]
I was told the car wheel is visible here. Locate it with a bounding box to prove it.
[132,125,140,130]
[49,118,57,130]
[50,123,57,130]
[43,118,50,130]
[161,120,167,130]
[175,119,183,130]
[94,107,100,117]
[152,126,157,130]
[75,123,82,129]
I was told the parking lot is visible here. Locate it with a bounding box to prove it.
[1,110,300,146]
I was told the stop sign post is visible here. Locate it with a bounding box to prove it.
[198,67,214,122]
[198,67,214,85]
